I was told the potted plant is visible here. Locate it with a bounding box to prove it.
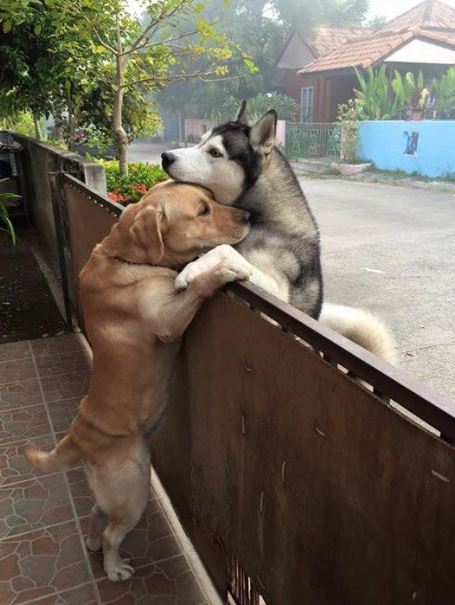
[331,99,371,176]
[0,179,19,245]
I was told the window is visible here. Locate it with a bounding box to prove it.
[300,86,314,123]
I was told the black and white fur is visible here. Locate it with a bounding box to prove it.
[162,102,395,362]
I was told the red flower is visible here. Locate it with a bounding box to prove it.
[108,191,128,203]
[133,183,147,193]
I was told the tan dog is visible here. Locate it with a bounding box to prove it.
[25,181,251,582]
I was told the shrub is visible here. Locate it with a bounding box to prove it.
[0,179,20,245]
[0,112,36,137]
[336,99,364,162]
[97,160,167,204]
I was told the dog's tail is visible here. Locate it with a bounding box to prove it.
[319,303,396,364]
[24,434,82,473]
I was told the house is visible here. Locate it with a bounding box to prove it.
[277,0,455,123]
[276,26,371,121]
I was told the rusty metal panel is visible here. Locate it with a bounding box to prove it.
[175,294,455,605]
[62,178,119,325]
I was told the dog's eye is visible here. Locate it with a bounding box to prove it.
[198,204,211,216]
[209,148,222,158]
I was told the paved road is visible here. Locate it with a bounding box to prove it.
[129,141,455,402]
[304,179,455,402]
[129,140,169,164]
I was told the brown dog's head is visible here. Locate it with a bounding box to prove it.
[115,180,250,267]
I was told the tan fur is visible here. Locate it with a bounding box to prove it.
[319,303,397,364]
[24,180,250,582]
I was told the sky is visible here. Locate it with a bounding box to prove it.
[369,0,455,19]
[127,0,455,22]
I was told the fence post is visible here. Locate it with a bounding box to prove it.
[49,169,73,328]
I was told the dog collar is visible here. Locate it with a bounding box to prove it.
[113,256,156,267]
[113,256,183,272]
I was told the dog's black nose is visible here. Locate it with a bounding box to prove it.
[161,152,176,171]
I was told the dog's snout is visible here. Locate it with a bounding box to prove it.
[161,152,176,171]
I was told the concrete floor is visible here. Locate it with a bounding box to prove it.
[304,179,455,402]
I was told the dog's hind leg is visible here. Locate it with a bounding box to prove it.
[88,442,151,582]
[101,469,149,582]
[86,505,107,552]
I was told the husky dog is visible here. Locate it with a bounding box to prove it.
[161,102,395,362]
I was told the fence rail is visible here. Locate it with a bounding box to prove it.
[285,122,341,161]
[54,172,455,605]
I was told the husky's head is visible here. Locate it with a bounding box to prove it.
[161,101,277,205]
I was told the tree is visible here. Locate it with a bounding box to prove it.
[0,1,104,144]
[157,0,370,121]
[1,0,243,172]
[44,0,242,174]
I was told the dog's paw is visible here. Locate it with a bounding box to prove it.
[86,536,102,552]
[175,269,191,291]
[175,246,245,291]
[105,559,135,582]
[212,261,252,286]
[175,259,208,290]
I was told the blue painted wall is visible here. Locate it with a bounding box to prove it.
[358,120,455,178]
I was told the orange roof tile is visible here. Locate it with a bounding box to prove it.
[308,26,372,57]
[298,29,455,74]
[380,0,455,33]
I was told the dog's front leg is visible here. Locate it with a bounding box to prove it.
[154,261,250,342]
[175,245,284,298]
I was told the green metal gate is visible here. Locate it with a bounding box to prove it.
[285,122,341,161]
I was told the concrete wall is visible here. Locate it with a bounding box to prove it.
[4,132,106,268]
[358,120,455,178]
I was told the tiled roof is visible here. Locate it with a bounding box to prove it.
[379,0,455,33]
[308,26,372,57]
[298,29,455,74]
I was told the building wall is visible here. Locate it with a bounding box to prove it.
[299,76,332,122]
[329,74,358,119]
[281,70,304,101]
[358,120,455,178]
[277,32,315,69]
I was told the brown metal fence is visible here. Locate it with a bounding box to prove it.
[59,174,455,605]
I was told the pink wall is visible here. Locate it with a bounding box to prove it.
[184,119,217,140]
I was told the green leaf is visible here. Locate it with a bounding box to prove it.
[34,24,42,35]
[3,20,12,34]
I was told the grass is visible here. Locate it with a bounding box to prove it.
[366,166,455,184]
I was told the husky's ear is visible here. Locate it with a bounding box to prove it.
[235,100,248,124]
[250,110,277,154]
[129,206,166,263]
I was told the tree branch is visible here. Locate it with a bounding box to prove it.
[126,27,202,54]
[93,31,117,55]
[126,0,191,54]
[121,71,237,89]
[78,13,117,54]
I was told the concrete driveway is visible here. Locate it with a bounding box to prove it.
[304,179,455,402]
